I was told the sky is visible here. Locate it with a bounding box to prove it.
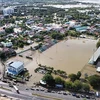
[75,0,100,3]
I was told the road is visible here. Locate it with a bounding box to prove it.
[0,88,51,100]
[0,82,50,100]
[0,81,96,100]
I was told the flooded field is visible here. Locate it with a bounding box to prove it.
[5,38,97,86]
[38,38,97,74]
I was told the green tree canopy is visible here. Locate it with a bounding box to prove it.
[65,81,73,90]
[0,51,6,61]
[5,27,14,33]
[18,42,24,48]
[77,71,81,79]
[82,83,90,92]
[88,75,100,89]
[51,32,64,40]
[42,74,55,86]
[55,77,65,85]
[67,30,78,37]
[68,74,77,82]
[72,80,82,91]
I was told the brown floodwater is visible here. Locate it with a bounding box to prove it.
[3,38,97,86]
[36,38,97,74]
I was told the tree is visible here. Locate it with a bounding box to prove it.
[51,32,64,40]
[88,75,100,89]
[0,51,6,61]
[96,40,100,48]
[42,74,55,87]
[67,30,78,37]
[18,42,24,48]
[77,71,81,79]
[68,74,77,82]
[5,27,14,33]
[55,77,65,85]
[65,81,73,90]
[82,83,90,92]
[72,80,82,91]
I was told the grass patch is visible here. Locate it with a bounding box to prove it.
[32,93,62,100]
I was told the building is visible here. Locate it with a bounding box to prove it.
[89,47,100,64]
[1,42,13,47]
[3,7,14,16]
[75,26,90,33]
[2,48,16,57]
[14,28,22,34]
[6,61,24,76]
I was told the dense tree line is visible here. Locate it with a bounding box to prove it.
[42,71,90,92]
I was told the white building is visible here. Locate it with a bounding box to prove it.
[89,47,100,64]
[6,61,24,76]
[3,7,14,16]
[1,42,13,47]
[14,28,22,34]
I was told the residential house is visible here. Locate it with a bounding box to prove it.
[1,42,13,48]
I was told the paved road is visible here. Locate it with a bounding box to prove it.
[0,89,33,100]
[0,81,96,100]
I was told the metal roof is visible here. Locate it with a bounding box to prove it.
[89,47,100,64]
[10,61,23,69]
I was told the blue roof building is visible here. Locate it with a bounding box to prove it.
[6,61,24,76]
[75,26,89,33]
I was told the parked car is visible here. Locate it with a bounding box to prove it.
[81,94,85,98]
[31,88,35,90]
[72,93,76,96]
[86,95,90,99]
[76,94,80,98]
[63,92,67,95]
[36,88,39,91]
[47,90,51,92]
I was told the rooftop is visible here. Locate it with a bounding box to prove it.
[10,61,24,69]
[89,47,100,64]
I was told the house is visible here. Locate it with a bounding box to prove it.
[2,48,16,57]
[1,42,13,48]
[6,61,24,76]
[14,28,22,34]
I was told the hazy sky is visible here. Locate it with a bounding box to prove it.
[75,0,100,3]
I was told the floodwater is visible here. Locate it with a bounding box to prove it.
[36,38,97,74]
[5,38,97,86]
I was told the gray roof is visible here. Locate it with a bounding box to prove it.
[89,47,100,64]
[10,61,24,69]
